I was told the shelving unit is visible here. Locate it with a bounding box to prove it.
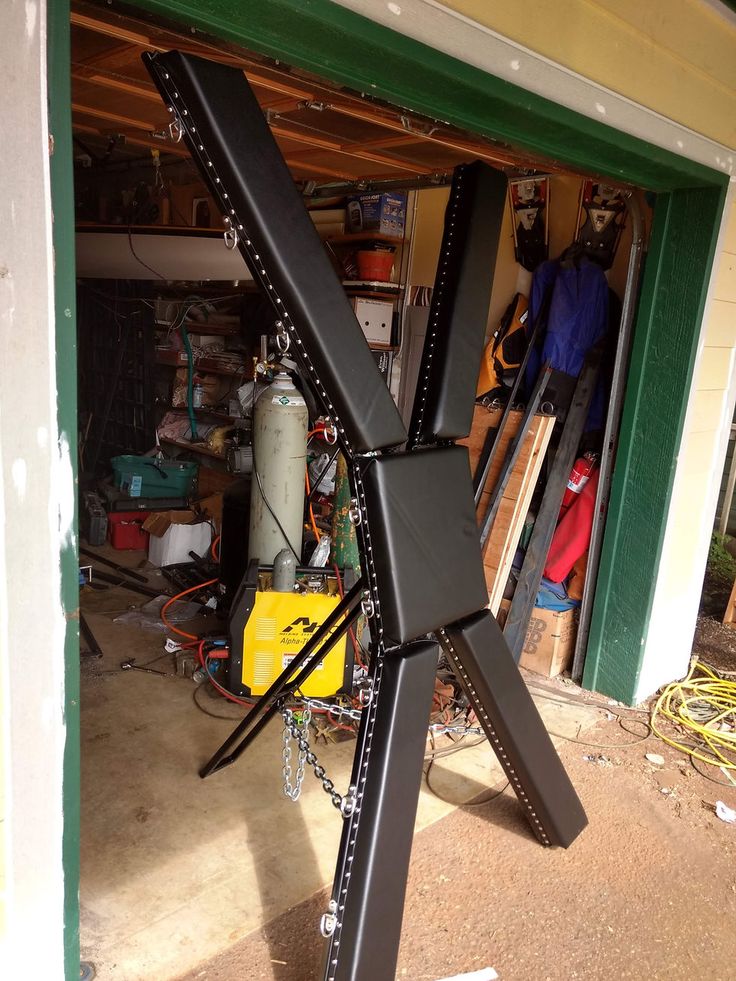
[159,436,227,461]
[166,406,238,423]
[155,348,248,377]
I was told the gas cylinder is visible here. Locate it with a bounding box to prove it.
[559,452,597,518]
[248,372,308,565]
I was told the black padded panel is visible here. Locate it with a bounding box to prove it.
[143,50,406,455]
[441,609,588,848]
[323,640,438,981]
[410,161,508,446]
[358,446,487,644]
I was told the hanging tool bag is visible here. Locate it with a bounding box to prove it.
[476,293,529,401]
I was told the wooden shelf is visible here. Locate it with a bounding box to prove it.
[162,322,241,337]
[159,436,227,460]
[155,349,247,377]
[167,406,238,423]
[327,232,405,245]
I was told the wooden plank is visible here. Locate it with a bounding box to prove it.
[485,415,554,615]
[458,403,555,615]
[723,575,736,627]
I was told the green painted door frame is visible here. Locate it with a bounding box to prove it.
[49,0,728,977]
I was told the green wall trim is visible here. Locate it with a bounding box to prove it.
[583,182,728,702]
[49,0,81,977]
[133,0,722,192]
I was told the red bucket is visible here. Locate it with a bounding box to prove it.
[356,249,394,282]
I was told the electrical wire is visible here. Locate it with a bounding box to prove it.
[651,658,736,771]
[211,535,221,562]
[333,563,364,669]
[424,759,510,808]
[192,681,246,719]
[160,578,218,641]
[423,729,510,807]
[305,466,322,544]
[252,448,301,560]
[200,645,255,705]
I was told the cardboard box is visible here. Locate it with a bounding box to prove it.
[497,601,578,677]
[346,192,406,238]
[351,297,394,347]
[143,510,212,567]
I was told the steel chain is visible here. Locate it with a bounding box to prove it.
[282,704,311,800]
[282,699,482,811]
[282,705,356,815]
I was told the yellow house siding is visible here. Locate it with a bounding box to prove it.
[440,0,736,148]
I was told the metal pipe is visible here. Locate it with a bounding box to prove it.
[571,193,645,682]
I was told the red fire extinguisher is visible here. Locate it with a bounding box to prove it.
[559,451,597,518]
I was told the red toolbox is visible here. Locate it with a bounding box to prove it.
[107,511,150,550]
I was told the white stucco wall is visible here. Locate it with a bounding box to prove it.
[0,0,69,975]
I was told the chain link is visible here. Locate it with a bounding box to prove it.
[281,701,482,811]
[282,704,311,801]
[282,706,356,815]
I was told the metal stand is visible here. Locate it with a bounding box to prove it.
[143,50,588,981]
[200,580,364,777]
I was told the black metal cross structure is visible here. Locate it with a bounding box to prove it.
[144,51,587,981]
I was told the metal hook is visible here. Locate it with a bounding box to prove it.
[224,227,238,250]
[168,117,184,143]
[275,322,290,353]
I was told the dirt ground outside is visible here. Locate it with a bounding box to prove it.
[179,667,736,981]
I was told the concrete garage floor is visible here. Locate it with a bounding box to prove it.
[80,547,736,981]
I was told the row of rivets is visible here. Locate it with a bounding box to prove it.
[152,60,354,456]
[437,627,550,846]
[409,166,465,445]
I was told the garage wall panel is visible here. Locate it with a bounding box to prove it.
[440,0,736,148]
[640,189,736,700]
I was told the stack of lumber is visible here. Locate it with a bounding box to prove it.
[460,404,555,614]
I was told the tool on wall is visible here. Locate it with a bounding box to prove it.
[574,180,627,270]
[508,176,550,271]
[144,49,586,981]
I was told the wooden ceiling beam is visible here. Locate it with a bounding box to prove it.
[341,133,420,152]
[72,65,162,102]
[283,158,355,181]
[76,41,140,71]
[328,102,522,168]
[72,11,152,47]
[73,122,191,158]
[270,124,431,174]
[73,101,161,133]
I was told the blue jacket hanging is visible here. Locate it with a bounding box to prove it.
[525,257,609,429]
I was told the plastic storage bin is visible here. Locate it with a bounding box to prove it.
[111,456,198,499]
[108,511,150,550]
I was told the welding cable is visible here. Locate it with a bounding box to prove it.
[160,578,218,641]
[304,466,322,544]
[332,563,364,669]
[651,658,736,771]
[198,641,254,705]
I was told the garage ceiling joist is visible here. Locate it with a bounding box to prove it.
[70,0,561,191]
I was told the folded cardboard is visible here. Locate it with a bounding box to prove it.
[143,509,212,567]
[497,600,578,677]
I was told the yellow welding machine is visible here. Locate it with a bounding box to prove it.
[227,564,353,698]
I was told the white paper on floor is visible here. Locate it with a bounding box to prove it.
[715,800,736,824]
[434,970,499,981]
